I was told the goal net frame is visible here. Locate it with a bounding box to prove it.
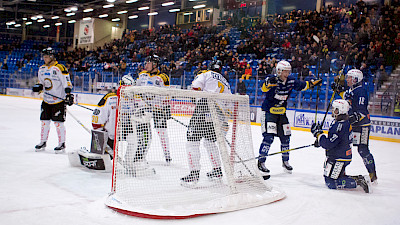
[105,86,285,219]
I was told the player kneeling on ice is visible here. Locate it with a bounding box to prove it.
[181,60,231,184]
[311,99,372,193]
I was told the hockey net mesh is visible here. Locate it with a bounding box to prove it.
[105,86,285,218]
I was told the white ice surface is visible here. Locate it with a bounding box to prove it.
[1,95,400,225]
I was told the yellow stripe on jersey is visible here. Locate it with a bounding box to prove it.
[98,92,117,107]
[261,82,277,92]
[158,73,170,85]
[55,63,69,75]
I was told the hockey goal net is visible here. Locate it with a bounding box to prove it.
[105,86,285,219]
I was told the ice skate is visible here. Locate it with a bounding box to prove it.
[258,161,270,180]
[181,170,200,183]
[355,175,372,193]
[282,160,293,174]
[35,142,46,152]
[206,167,223,180]
[54,143,66,154]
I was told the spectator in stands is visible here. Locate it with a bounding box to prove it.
[300,64,310,80]
[237,78,247,95]
[320,54,331,74]
[242,63,252,80]
[257,64,268,80]
[2,63,8,70]
[375,65,389,88]
[119,60,127,74]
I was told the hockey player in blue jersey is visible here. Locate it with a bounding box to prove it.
[341,69,377,183]
[311,99,372,193]
[257,60,322,179]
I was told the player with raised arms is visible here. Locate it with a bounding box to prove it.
[257,60,321,179]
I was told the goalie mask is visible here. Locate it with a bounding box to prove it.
[120,75,135,86]
[332,99,350,119]
[346,69,363,87]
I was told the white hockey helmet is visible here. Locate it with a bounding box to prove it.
[332,99,350,118]
[346,69,363,85]
[120,74,135,86]
[276,60,292,75]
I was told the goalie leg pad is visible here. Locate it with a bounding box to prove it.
[204,139,221,169]
[68,148,112,172]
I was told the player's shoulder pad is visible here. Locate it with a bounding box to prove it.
[55,63,69,74]
[98,92,117,107]
[197,70,210,75]
[139,70,150,75]
[158,72,170,83]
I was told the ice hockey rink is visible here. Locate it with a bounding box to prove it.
[1,94,400,225]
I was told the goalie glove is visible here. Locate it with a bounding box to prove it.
[308,79,322,89]
[32,83,43,93]
[331,82,345,93]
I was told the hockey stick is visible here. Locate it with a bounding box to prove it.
[66,110,91,133]
[234,144,313,163]
[313,35,321,123]
[44,92,94,112]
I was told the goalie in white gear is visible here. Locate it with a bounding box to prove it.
[32,47,73,153]
[135,55,172,163]
[181,60,232,183]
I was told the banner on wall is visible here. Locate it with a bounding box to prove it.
[370,116,400,139]
[79,19,94,44]
[293,110,335,130]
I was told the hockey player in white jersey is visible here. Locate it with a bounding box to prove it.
[136,55,172,163]
[181,60,232,183]
[32,47,73,153]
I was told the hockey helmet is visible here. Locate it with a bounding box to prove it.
[120,74,135,86]
[209,60,222,72]
[145,55,160,66]
[42,47,56,56]
[331,99,350,118]
[346,69,363,85]
[276,60,292,76]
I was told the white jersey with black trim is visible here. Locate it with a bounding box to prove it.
[92,92,118,140]
[191,70,231,94]
[136,70,170,108]
[38,61,73,104]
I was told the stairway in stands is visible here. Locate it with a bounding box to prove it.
[368,66,400,116]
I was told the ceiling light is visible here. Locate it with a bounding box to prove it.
[126,0,138,3]
[99,14,108,18]
[64,8,71,12]
[184,12,193,15]
[169,8,180,12]
[148,12,158,16]
[66,12,75,16]
[43,25,50,28]
[31,16,38,20]
[51,16,60,19]
[25,22,33,25]
[36,15,43,19]
[68,20,76,23]
[128,15,138,19]
[22,18,28,21]
[55,22,62,26]
[83,17,92,21]
[118,10,128,14]
[112,18,120,22]
[70,6,78,11]
[37,19,45,22]
[83,8,93,13]
[193,4,206,9]
[162,2,174,6]
[14,24,22,27]
[103,4,114,8]
[138,6,149,10]
[107,0,116,2]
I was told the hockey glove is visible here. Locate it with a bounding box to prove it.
[349,112,365,124]
[32,83,43,93]
[65,94,74,106]
[309,79,322,89]
[344,90,353,101]
[331,82,345,93]
[311,122,323,138]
